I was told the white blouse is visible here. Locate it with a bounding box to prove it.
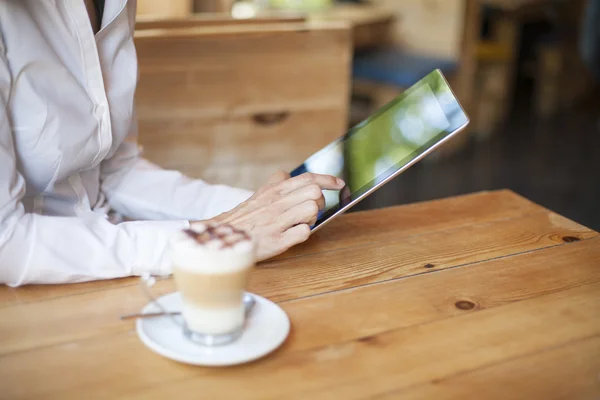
[0,0,252,286]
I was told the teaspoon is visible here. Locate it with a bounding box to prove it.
[120,293,256,321]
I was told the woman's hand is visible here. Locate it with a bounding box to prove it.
[199,171,344,261]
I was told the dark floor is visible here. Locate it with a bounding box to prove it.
[354,92,600,231]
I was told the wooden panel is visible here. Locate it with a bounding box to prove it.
[0,190,587,306]
[287,285,600,400]
[134,24,350,118]
[386,335,600,399]
[310,4,396,49]
[2,190,531,306]
[1,237,598,399]
[138,108,342,189]
[193,0,233,13]
[0,209,595,356]
[276,189,543,259]
[134,23,351,189]
[251,212,596,301]
[135,13,306,30]
[0,276,138,308]
[279,238,600,352]
[137,0,193,18]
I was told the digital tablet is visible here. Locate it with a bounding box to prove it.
[290,69,469,232]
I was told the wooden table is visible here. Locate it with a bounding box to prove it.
[138,4,395,50]
[1,190,599,399]
[310,4,396,49]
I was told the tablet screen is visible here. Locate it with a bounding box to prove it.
[291,70,469,229]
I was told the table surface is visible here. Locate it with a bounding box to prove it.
[1,190,599,399]
[310,4,395,27]
[310,4,395,49]
[135,4,395,50]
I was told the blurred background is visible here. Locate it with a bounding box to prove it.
[135,0,599,230]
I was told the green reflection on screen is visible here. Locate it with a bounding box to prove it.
[343,70,452,193]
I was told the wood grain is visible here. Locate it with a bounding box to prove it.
[133,283,600,400]
[0,276,138,309]
[310,4,395,49]
[134,22,351,189]
[0,208,595,356]
[137,0,192,18]
[377,334,600,400]
[1,237,597,399]
[274,189,543,260]
[289,283,600,400]
[137,4,395,50]
[1,190,532,306]
[1,192,597,399]
[2,191,502,303]
[278,236,600,353]
[136,13,306,30]
[138,108,344,189]
[251,210,596,302]
[193,0,233,13]
[0,191,591,307]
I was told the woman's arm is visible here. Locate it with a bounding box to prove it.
[99,112,252,223]
[97,110,348,262]
[0,44,187,286]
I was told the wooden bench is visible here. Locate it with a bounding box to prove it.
[134,22,351,190]
[136,5,394,50]
[135,12,306,30]
[309,4,396,50]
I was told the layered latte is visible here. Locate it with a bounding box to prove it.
[170,223,255,335]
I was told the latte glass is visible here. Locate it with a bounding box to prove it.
[170,224,255,346]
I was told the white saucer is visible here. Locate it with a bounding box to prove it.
[136,292,290,366]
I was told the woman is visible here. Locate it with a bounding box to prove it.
[0,0,344,286]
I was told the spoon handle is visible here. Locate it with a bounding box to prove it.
[120,311,180,320]
[121,294,256,321]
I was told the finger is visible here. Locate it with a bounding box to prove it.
[277,173,344,195]
[277,200,320,230]
[339,185,352,207]
[278,223,311,251]
[273,184,325,212]
[255,223,311,262]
